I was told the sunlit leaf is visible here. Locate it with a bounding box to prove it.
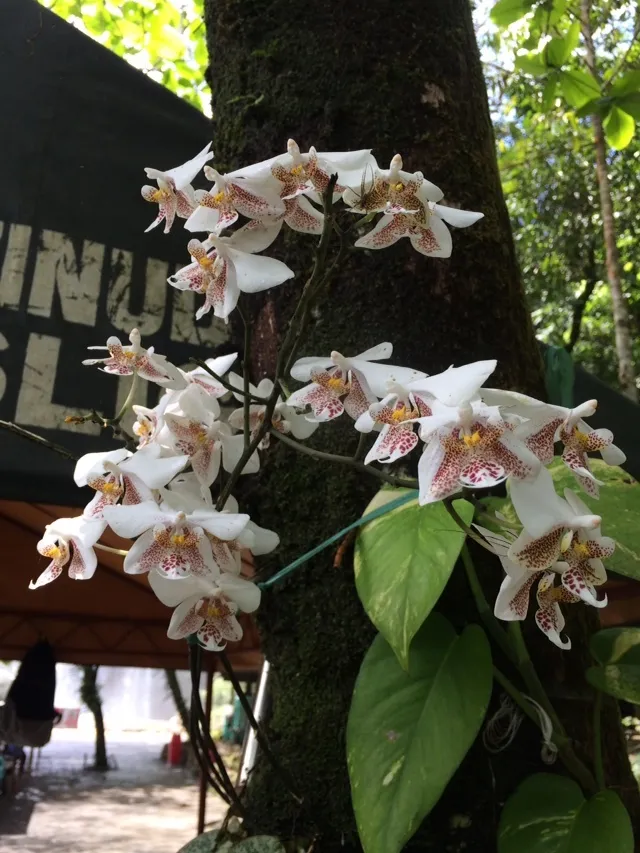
[354,488,473,670]
[604,105,635,150]
[617,93,640,121]
[515,52,548,77]
[490,0,534,27]
[559,68,600,108]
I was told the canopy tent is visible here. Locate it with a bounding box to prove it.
[0,499,261,673]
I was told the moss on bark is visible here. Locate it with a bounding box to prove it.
[202,0,639,848]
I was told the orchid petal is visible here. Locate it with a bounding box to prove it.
[167,596,205,640]
[74,448,130,487]
[103,502,170,539]
[218,573,261,612]
[432,204,484,228]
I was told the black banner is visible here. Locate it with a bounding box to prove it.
[0,0,222,503]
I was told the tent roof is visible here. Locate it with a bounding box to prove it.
[0,501,262,673]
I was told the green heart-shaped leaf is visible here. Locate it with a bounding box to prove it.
[355,488,473,669]
[348,615,492,853]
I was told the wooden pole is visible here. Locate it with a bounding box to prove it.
[196,666,215,835]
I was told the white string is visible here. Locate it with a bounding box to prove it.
[483,694,523,753]
[485,692,558,765]
[525,696,559,765]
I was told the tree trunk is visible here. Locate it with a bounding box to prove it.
[581,0,637,400]
[80,664,108,771]
[165,668,191,733]
[203,0,639,848]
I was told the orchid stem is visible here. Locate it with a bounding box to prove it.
[217,651,302,804]
[443,499,496,553]
[268,429,419,490]
[215,176,339,512]
[0,420,78,462]
[94,542,129,557]
[460,545,515,663]
[237,301,252,450]
[112,372,140,424]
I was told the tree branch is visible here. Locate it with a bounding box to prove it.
[0,420,78,462]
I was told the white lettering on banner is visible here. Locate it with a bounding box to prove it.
[15,333,100,435]
[0,332,8,403]
[29,229,104,326]
[171,288,228,347]
[106,250,167,336]
[0,223,31,310]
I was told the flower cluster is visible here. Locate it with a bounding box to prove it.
[141,140,483,323]
[29,141,624,657]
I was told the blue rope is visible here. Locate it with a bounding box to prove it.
[258,489,418,590]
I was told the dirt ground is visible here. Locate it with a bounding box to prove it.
[0,729,227,853]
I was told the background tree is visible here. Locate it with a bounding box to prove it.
[79,664,108,772]
[489,0,640,398]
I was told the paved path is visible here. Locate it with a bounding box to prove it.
[0,730,226,853]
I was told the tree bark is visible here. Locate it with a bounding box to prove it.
[581,0,638,400]
[80,664,108,771]
[203,0,639,848]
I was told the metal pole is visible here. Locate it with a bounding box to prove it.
[197,666,215,835]
[238,659,270,786]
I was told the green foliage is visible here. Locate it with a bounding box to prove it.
[347,615,492,853]
[587,626,640,703]
[490,0,535,27]
[591,626,640,666]
[546,459,640,582]
[354,488,473,670]
[177,833,285,853]
[604,105,635,150]
[40,0,210,113]
[498,773,634,852]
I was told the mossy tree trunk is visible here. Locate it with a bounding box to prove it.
[80,664,108,771]
[203,0,639,848]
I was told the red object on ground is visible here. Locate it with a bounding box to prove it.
[167,733,183,766]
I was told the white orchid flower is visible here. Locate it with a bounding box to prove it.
[74,445,188,519]
[343,153,482,257]
[288,342,426,422]
[169,234,294,322]
[141,142,213,233]
[160,480,279,574]
[481,391,626,499]
[103,501,249,579]
[226,374,319,448]
[343,153,443,215]
[355,381,435,465]
[359,360,497,466]
[508,468,605,574]
[83,328,186,389]
[148,569,260,650]
[417,403,539,505]
[164,388,259,488]
[475,523,595,651]
[232,139,377,199]
[32,516,105,589]
[185,166,285,235]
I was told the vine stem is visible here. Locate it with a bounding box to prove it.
[269,428,419,490]
[509,622,597,793]
[593,690,605,790]
[237,301,252,449]
[217,650,302,804]
[460,544,515,663]
[493,666,545,728]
